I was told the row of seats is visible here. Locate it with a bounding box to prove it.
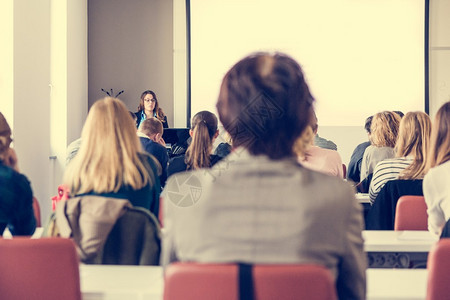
[0,237,450,299]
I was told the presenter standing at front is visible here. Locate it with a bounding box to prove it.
[135,90,169,129]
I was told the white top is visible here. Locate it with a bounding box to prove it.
[369,157,413,203]
[424,160,450,236]
[360,146,395,182]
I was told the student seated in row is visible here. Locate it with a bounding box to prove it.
[161,52,366,299]
[0,112,36,236]
[63,97,161,217]
[369,111,431,203]
[167,111,222,177]
[138,118,169,187]
[424,101,450,236]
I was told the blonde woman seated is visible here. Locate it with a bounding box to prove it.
[424,101,450,236]
[368,112,431,203]
[360,111,401,182]
[167,111,222,177]
[63,97,161,216]
[294,125,344,178]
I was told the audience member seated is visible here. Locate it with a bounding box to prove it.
[135,90,169,129]
[138,118,169,187]
[311,112,338,150]
[167,111,223,177]
[360,111,401,183]
[63,97,161,217]
[294,126,344,178]
[347,115,372,183]
[161,53,366,299]
[424,101,450,236]
[369,111,431,203]
[0,112,36,236]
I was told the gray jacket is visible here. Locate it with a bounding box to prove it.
[161,148,366,299]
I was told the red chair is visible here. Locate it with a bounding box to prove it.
[342,164,347,178]
[164,263,337,300]
[0,238,81,300]
[394,195,428,230]
[427,239,450,300]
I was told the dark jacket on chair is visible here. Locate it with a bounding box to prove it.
[365,179,423,230]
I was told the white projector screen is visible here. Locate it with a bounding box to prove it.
[190,0,425,126]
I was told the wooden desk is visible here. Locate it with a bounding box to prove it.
[363,230,438,268]
[80,265,428,300]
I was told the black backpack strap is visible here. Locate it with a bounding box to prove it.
[238,263,254,300]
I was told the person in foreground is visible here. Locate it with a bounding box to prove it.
[424,101,450,236]
[161,53,366,299]
[0,112,36,236]
[63,97,161,216]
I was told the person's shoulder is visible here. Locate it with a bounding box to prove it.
[355,141,371,151]
[426,160,450,179]
[0,163,32,191]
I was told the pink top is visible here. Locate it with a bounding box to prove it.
[299,146,344,178]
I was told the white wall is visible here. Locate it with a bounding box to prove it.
[88,0,174,125]
[0,0,14,127]
[173,0,187,128]
[429,0,450,118]
[13,0,52,221]
[1,0,88,224]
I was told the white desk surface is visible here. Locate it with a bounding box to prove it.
[80,265,427,300]
[363,230,438,252]
[367,269,427,300]
[80,265,163,300]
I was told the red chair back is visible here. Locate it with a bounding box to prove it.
[394,195,428,230]
[342,164,347,178]
[164,263,337,300]
[0,238,81,300]
[427,239,450,300]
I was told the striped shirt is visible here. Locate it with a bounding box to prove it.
[369,157,414,203]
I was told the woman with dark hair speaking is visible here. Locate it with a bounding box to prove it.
[135,90,168,129]
[167,111,221,177]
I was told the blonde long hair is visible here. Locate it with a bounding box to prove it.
[185,111,218,170]
[64,97,154,194]
[427,101,450,170]
[395,111,431,179]
[370,111,401,147]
